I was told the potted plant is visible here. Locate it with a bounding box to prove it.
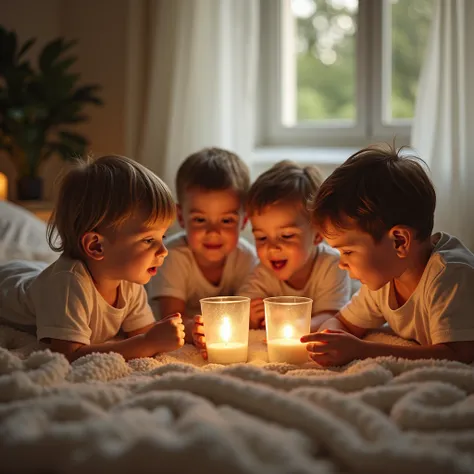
[0,26,103,200]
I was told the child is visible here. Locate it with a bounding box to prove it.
[302,144,474,366]
[148,147,257,341]
[193,160,351,354]
[0,155,185,362]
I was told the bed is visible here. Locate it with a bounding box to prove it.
[0,327,473,474]
[0,200,58,265]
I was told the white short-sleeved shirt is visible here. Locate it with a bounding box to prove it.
[238,243,351,315]
[340,232,474,345]
[0,256,155,345]
[148,232,258,317]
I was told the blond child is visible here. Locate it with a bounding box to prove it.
[0,155,184,361]
[302,144,474,366]
[148,147,257,341]
[193,160,351,356]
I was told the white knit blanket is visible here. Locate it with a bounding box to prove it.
[1,325,474,474]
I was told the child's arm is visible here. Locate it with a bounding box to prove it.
[50,314,185,362]
[302,330,474,366]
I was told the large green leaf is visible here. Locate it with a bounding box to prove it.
[39,38,76,73]
[17,37,35,59]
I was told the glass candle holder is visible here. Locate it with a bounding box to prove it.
[264,296,312,364]
[200,296,250,364]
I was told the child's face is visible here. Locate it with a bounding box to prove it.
[178,188,246,266]
[322,222,400,291]
[250,203,320,285]
[99,210,171,285]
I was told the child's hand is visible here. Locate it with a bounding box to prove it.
[300,329,367,367]
[250,298,265,329]
[192,315,207,360]
[145,313,185,354]
[183,316,196,344]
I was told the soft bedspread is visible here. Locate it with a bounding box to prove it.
[1,325,473,474]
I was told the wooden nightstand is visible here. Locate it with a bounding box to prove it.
[15,200,54,223]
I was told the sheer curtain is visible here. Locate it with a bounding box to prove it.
[411,0,474,250]
[126,0,259,195]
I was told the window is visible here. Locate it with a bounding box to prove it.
[258,0,435,148]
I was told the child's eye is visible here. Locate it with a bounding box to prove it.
[222,217,237,225]
[192,217,206,224]
[143,238,154,244]
[255,236,266,243]
[342,250,352,256]
[282,234,295,240]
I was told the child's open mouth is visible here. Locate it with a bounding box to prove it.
[148,267,157,276]
[204,243,223,250]
[271,259,287,271]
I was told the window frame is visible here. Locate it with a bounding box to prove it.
[257,0,411,148]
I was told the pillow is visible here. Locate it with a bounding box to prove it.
[0,201,58,264]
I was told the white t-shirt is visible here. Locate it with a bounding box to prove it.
[340,232,474,345]
[148,232,258,317]
[0,256,155,345]
[238,243,351,315]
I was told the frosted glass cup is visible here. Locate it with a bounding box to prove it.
[264,296,312,364]
[200,296,250,364]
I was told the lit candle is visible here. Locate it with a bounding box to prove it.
[267,323,309,364]
[0,172,7,200]
[200,296,250,365]
[207,316,248,364]
[264,296,312,365]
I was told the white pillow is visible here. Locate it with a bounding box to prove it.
[0,201,58,264]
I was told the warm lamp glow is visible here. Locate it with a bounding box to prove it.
[0,172,7,200]
[282,324,294,339]
[220,317,232,343]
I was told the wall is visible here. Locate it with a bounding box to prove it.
[0,0,129,201]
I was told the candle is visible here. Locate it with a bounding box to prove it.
[200,297,250,365]
[267,324,308,364]
[207,342,248,364]
[264,296,312,364]
[0,172,7,200]
[207,316,248,364]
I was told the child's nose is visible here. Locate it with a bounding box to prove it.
[268,239,282,251]
[205,222,221,234]
[156,243,168,258]
[338,259,348,270]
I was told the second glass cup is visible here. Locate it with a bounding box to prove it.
[264,296,312,364]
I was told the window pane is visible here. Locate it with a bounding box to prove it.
[284,0,358,125]
[389,0,435,121]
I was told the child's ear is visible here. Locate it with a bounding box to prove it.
[81,232,105,260]
[313,230,323,246]
[389,226,411,257]
[241,214,248,230]
[177,204,185,228]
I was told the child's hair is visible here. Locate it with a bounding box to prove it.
[246,160,324,216]
[175,147,250,204]
[47,154,176,259]
[311,143,436,242]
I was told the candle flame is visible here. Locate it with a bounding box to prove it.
[282,324,293,339]
[220,316,232,343]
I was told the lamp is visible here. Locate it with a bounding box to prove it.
[0,172,7,200]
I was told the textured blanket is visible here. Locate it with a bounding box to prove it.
[1,325,473,474]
